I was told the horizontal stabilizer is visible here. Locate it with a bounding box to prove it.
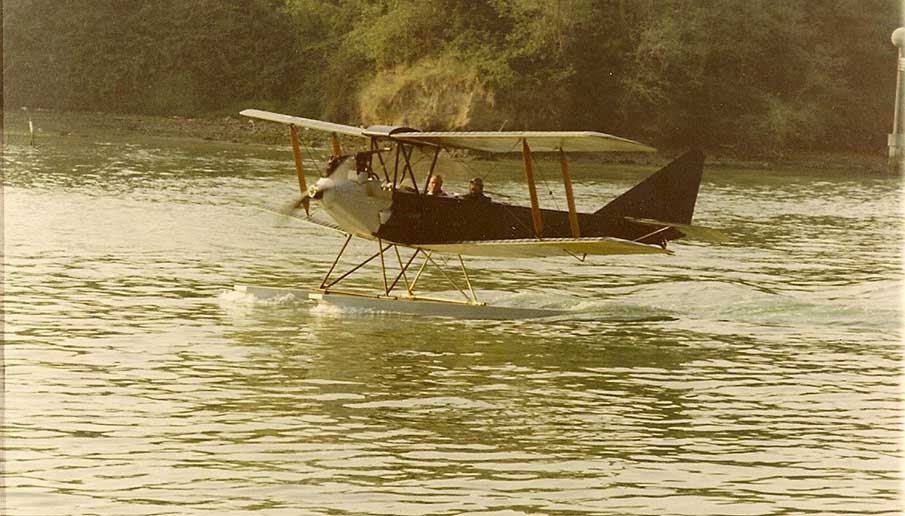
[626,217,729,243]
[240,109,366,138]
[419,237,670,258]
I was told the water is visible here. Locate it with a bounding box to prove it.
[3,132,903,515]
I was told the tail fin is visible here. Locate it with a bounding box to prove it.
[594,149,704,224]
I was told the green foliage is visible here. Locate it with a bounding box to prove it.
[747,97,821,155]
[621,0,895,154]
[4,0,302,114]
[3,0,896,154]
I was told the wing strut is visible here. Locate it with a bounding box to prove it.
[288,125,310,215]
[559,149,581,238]
[521,140,543,237]
[331,133,342,157]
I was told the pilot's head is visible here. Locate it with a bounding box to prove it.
[428,175,444,195]
[324,155,345,177]
[469,177,484,195]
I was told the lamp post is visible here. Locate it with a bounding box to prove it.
[889,6,905,174]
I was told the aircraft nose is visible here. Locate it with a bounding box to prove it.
[309,178,332,200]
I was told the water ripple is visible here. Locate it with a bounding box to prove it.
[3,138,902,515]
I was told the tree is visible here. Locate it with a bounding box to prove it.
[4,0,303,114]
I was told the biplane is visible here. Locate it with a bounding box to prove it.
[236,109,724,319]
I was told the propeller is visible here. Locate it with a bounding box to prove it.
[274,195,308,216]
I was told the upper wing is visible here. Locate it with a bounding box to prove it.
[392,131,655,154]
[418,237,670,258]
[240,109,653,153]
[240,109,367,138]
[626,217,729,243]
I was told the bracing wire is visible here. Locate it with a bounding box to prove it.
[532,153,562,213]
[300,137,326,176]
[450,138,521,201]
[447,139,538,237]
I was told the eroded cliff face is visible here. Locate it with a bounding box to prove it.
[357,57,506,131]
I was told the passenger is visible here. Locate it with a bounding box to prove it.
[461,177,490,201]
[354,151,378,181]
[426,175,448,197]
[355,152,371,174]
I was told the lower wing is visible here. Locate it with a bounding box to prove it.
[418,237,670,258]
[257,205,690,257]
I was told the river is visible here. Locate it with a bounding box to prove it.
[3,132,902,515]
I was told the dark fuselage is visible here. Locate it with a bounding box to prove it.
[311,149,703,247]
[375,148,708,246]
[376,191,676,245]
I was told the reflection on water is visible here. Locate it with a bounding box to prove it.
[3,135,903,515]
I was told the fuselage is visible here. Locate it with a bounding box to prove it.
[310,156,677,246]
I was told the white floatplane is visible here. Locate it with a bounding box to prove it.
[235,109,725,319]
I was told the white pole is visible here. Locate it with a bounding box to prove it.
[890,2,905,174]
[28,117,34,146]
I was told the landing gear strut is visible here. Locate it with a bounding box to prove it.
[318,234,483,306]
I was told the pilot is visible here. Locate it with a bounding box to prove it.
[324,155,343,176]
[427,175,448,197]
[461,177,490,201]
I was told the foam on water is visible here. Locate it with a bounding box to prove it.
[217,288,303,307]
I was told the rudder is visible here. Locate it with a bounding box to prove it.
[594,149,704,225]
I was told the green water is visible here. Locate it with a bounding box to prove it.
[3,132,902,515]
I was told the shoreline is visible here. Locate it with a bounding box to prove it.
[3,109,293,146]
[2,109,887,174]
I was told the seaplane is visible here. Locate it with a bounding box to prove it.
[235,109,725,319]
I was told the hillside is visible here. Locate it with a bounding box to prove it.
[3,0,897,157]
